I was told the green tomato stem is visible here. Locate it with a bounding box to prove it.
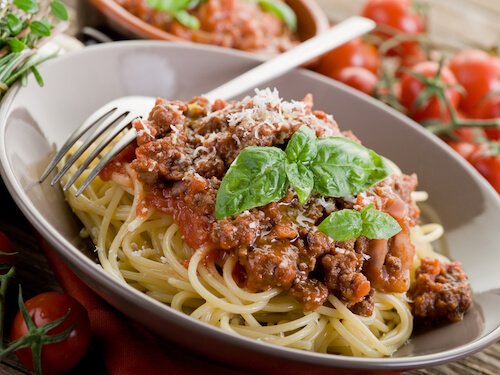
[0,267,16,350]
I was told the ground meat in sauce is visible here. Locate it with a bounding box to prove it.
[322,252,371,305]
[410,258,472,323]
[115,0,297,54]
[101,89,470,319]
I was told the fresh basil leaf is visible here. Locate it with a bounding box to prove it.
[361,207,401,239]
[285,125,317,163]
[174,10,200,30]
[6,14,23,35]
[318,209,363,241]
[146,0,192,12]
[258,0,297,32]
[50,0,69,21]
[310,137,391,197]
[14,0,39,13]
[30,20,51,38]
[8,38,26,53]
[285,161,313,204]
[215,147,288,219]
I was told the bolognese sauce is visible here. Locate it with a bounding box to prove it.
[99,88,472,323]
[115,0,297,54]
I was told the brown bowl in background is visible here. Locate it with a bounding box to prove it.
[88,0,330,47]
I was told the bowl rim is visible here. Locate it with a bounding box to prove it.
[1,40,500,371]
[88,0,331,43]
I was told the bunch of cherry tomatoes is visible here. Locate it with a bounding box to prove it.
[0,231,91,374]
[315,0,500,193]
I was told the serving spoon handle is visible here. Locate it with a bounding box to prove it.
[204,16,376,101]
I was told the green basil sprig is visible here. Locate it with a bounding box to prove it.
[214,126,392,219]
[145,0,201,29]
[258,0,297,32]
[215,147,288,220]
[318,205,402,241]
[311,137,390,197]
[284,126,316,204]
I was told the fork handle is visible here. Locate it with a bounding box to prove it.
[203,16,376,102]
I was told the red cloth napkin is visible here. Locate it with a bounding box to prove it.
[38,237,401,375]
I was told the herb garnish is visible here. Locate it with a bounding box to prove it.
[215,125,392,219]
[258,0,297,32]
[0,0,69,100]
[145,0,201,30]
[145,0,297,32]
[318,204,401,241]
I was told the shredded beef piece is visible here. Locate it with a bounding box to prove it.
[132,137,192,183]
[147,99,187,137]
[288,279,328,312]
[349,289,374,316]
[410,258,472,323]
[295,231,334,273]
[212,209,266,250]
[240,241,298,291]
[322,251,371,308]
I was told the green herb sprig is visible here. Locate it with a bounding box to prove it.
[215,126,392,219]
[318,204,401,241]
[0,0,69,100]
[145,0,297,32]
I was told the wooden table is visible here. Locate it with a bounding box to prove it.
[0,1,499,374]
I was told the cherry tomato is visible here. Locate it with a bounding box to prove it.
[472,94,500,140]
[316,38,380,79]
[11,292,91,374]
[470,153,500,193]
[449,50,500,113]
[400,61,461,122]
[335,67,378,95]
[446,141,487,162]
[361,0,425,61]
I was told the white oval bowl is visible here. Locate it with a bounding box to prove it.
[0,41,499,373]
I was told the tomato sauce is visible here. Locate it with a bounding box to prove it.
[99,142,137,181]
[141,182,214,250]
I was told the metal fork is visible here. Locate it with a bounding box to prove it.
[40,17,375,196]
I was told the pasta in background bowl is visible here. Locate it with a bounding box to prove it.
[0,42,499,373]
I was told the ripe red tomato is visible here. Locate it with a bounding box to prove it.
[316,38,380,79]
[400,61,461,122]
[470,153,500,193]
[361,0,425,61]
[11,292,91,374]
[362,0,425,34]
[449,50,500,112]
[446,141,487,162]
[472,94,500,140]
[335,67,378,95]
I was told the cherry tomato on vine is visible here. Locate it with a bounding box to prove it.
[335,67,378,95]
[446,141,487,162]
[400,61,461,123]
[449,50,500,113]
[472,94,500,141]
[316,38,380,79]
[11,292,91,374]
[470,153,500,193]
[361,0,425,61]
